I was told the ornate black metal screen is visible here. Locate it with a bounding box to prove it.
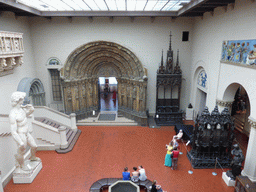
[187,106,235,169]
[155,32,183,125]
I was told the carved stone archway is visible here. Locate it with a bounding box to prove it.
[61,41,148,125]
[17,77,46,106]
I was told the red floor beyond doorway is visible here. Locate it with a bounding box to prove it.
[5,126,235,192]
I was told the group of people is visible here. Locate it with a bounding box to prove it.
[121,131,183,191]
[122,166,167,192]
[122,165,147,182]
[164,130,183,170]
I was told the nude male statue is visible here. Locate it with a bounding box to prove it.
[9,91,40,171]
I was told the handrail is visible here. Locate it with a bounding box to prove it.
[32,120,59,133]
[34,106,70,118]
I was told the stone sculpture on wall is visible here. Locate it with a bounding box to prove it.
[0,31,24,77]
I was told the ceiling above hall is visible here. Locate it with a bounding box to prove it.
[0,0,236,17]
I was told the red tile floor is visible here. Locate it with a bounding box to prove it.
[5,126,235,192]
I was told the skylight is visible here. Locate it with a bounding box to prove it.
[17,0,191,12]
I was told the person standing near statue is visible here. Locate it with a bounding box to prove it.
[9,91,40,171]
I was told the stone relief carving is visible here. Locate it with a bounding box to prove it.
[0,31,24,76]
[61,41,148,122]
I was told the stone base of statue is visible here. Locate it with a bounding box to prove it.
[13,160,42,184]
[222,172,236,186]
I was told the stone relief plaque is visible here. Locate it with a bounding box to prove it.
[0,31,24,77]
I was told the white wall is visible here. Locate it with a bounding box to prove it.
[29,16,194,114]
[190,0,256,113]
[0,12,37,114]
[0,12,36,187]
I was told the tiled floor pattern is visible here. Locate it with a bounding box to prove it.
[5,126,235,192]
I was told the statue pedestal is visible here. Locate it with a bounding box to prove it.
[186,108,194,120]
[13,160,42,184]
[222,172,236,186]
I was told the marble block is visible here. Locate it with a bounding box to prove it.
[222,172,236,187]
[13,160,42,184]
[186,108,194,120]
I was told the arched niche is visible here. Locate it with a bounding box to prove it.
[221,83,251,135]
[192,65,208,116]
[17,77,46,106]
[61,41,148,125]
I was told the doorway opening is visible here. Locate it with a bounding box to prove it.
[231,86,250,137]
[99,77,118,111]
[196,88,207,115]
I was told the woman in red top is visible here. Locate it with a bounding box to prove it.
[171,147,179,170]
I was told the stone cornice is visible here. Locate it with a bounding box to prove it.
[248,116,256,129]
[216,99,234,107]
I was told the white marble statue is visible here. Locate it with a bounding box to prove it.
[9,91,40,171]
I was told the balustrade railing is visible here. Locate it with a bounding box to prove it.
[0,31,24,76]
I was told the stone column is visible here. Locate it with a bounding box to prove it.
[0,171,3,192]
[241,116,256,182]
[216,99,234,113]
[70,113,77,131]
[59,126,68,149]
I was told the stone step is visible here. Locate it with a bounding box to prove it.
[56,129,82,154]
[77,121,138,126]
[77,118,135,123]
[35,117,81,153]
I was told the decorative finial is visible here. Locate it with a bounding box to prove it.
[169,31,172,51]
[161,49,164,67]
[176,49,179,66]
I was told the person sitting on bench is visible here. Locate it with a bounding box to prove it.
[173,129,183,140]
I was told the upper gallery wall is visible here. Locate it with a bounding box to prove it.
[0,12,37,114]
[190,0,256,114]
[28,16,194,114]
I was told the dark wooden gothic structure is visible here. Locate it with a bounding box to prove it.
[155,32,183,125]
[187,106,235,169]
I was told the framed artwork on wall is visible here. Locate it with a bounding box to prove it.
[221,39,256,66]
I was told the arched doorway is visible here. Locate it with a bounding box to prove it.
[61,41,148,125]
[17,77,46,106]
[222,83,251,136]
[99,77,118,111]
[192,66,208,116]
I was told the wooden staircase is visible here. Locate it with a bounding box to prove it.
[35,117,81,153]
[234,115,245,133]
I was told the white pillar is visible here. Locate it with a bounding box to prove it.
[241,116,256,182]
[0,171,3,192]
[70,113,77,131]
[59,126,68,149]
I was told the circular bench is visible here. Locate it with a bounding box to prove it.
[90,178,153,192]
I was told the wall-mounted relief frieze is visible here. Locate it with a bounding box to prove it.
[0,31,24,77]
[216,99,234,107]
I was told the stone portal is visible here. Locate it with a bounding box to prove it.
[61,41,148,125]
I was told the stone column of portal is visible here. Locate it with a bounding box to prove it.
[241,116,256,182]
[216,99,234,113]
